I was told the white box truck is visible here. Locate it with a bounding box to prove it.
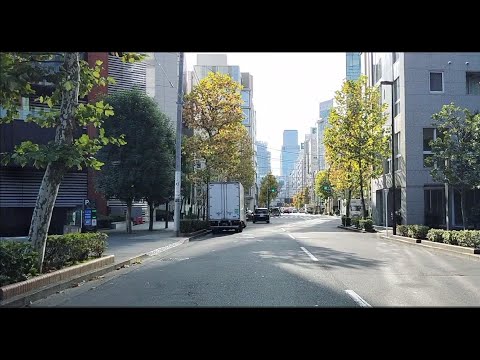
[208,181,246,233]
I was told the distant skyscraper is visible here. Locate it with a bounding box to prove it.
[317,99,334,170]
[346,52,361,80]
[281,130,299,178]
[256,141,271,185]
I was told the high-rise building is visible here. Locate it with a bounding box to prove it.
[256,141,271,185]
[346,52,361,81]
[281,130,299,178]
[363,52,480,227]
[317,99,333,171]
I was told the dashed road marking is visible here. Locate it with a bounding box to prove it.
[300,246,318,262]
[345,290,372,307]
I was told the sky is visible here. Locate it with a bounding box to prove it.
[184,53,347,177]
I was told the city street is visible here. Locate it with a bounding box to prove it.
[32,214,480,307]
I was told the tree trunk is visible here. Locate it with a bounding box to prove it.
[28,52,80,273]
[165,200,169,228]
[359,169,367,219]
[29,162,67,272]
[148,200,154,231]
[346,189,352,218]
[126,199,133,233]
[460,188,467,230]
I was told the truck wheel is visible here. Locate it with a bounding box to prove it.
[253,220,256,224]
[238,225,243,233]
[266,221,270,224]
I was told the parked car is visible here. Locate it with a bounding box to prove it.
[246,209,254,221]
[270,207,281,217]
[253,208,270,223]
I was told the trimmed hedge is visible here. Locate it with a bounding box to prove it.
[0,241,39,287]
[442,231,458,245]
[397,225,408,237]
[43,232,108,271]
[97,214,125,229]
[180,219,209,234]
[407,225,430,239]
[341,216,351,227]
[1,233,108,287]
[403,228,480,249]
[426,229,445,242]
[352,216,360,228]
[360,219,374,231]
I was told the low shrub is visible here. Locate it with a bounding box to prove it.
[180,220,209,234]
[397,225,408,237]
[43,232,108,271]
[455,230,480,248]
[352,216,360,228]
[426,229,445,243]
[0,241,39,287]
[361,219,374,231]
[97,214,125,228]
[341,216,351,227]
[407,225,430,239]
[442,230,458,245]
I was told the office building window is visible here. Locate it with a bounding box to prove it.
[423,128,440,167]
[430,72,444,92]
[242,90,250,107]
[243,109,250,125]
[393,77,400,117]
[466,72,480,95]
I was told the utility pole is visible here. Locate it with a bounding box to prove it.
[174,52,184,237]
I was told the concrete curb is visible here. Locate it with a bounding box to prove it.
[337,225,376,234]
[0,230,211,307]
[187,229,212,241]
[380,235,421,244]
[380,234,480,260]
[0,259,118,308]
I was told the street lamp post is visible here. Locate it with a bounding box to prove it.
[174,52,184,237]
[380,80,396,235]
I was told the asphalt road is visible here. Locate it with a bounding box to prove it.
[32,214,480,307]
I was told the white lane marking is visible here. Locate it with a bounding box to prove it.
[300,246,318,262]
[288,234,296,240]
[281,228,286,232]
[345,290,372,308]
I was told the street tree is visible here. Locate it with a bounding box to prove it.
[427,103,480,229]
[259,173,279,207]
[182,72,255,208]
[314,170,333,201]
[0,52,142,271]
[324,75,389,218]
[95,90,175,233]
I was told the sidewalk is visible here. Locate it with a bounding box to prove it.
[103,221,187,263]
[0,220,196,307]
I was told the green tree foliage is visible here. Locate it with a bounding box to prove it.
[182,72,255,190]
[427,103,480,229]
[324,75,389,218]
[0,52,142,271]
[259,173,279,207]
[314,170,333,200]
[95,90,175,233]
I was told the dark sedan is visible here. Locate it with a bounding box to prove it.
[253,208,270,223]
